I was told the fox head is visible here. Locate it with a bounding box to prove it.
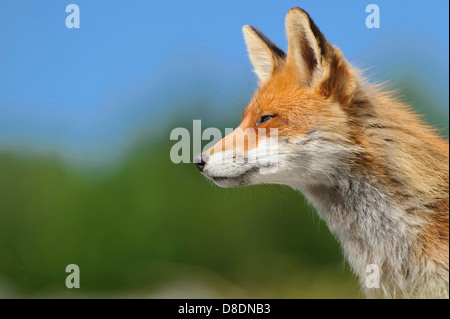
[196,8,360,189]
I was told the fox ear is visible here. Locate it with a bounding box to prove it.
[242,25,286,83]
[285,8,330,85]
[285,8,357,106]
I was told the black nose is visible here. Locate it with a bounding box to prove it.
[194,154,208,172]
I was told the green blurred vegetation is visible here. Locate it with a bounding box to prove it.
[0,78,447,299]
[0,137,361,298]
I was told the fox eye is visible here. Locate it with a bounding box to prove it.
[256,115,276,125]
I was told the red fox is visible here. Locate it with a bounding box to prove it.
[194,8,449,298]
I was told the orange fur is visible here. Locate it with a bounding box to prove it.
[199,7,449,298]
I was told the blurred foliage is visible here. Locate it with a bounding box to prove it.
[0,138,361,298]
[0,77,447,299]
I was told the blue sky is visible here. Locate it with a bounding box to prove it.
[0,1,448,166]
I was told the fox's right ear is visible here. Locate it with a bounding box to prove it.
[285,8,331,86]
[242,25,286,84]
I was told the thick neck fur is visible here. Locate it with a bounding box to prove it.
[294,84,449,298]
[300,176,446,298]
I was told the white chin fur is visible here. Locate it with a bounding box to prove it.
[202,131,353,189]
[202,137,284,188]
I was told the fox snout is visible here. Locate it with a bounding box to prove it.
[193,5,359,189]
[194,153,208,172]
[192,6,450,299]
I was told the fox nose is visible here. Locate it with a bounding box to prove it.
[194,154,208,172]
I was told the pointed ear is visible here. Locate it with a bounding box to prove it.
[285,8,357,106]
[242,25,286,84]
[285,8,330,85]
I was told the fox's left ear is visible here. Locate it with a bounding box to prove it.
[285,8,357,106]
[243,25,286,84]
